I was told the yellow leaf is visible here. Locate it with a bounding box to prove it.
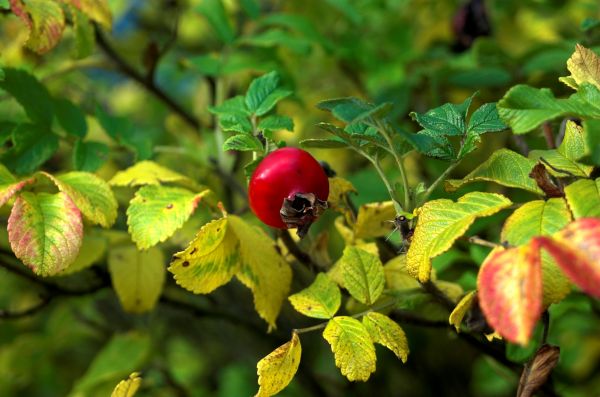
[229,215,292,330]
[109,160,196,188]
[383,255,420,290]
[288,273,341,319]
[449,290,476,332]
[255,333,302,397]
[328,242,379,288]
[341,246,385,306]
[407,192,512,282]
[168,218,240,294]
[328,177,356,213]
[323,316,376,382]
[111,372,141,397]
[501,199,572,305]
[565,44,600,90]
[108,245,165,313]
[353,201,396,239]
[334,215,355,245]
[362,312,409,363]
[63,0,112,29]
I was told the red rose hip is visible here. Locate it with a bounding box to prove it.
[248,147,329,237]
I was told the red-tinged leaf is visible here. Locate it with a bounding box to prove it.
[477,245,543,345]
[10,0,66,54]
[0,164,34,207]
[62,0,112,29]
[533,218,600,298]
[7,192,83,276]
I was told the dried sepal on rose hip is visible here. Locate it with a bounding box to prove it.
[248,147,329,237]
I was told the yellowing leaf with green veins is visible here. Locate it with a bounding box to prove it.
[109,160,195,187]
[563,44,600,90]
[323,316,376,382]
[10,0,65,54]
[229,215,292,329]
[64,0,112,29]
[353,201,396,239]
[0,164,34,208]
[288,273,341,319]
[108,245,165,313]
[127,185,210,249]
[111,372,141,397]
[501,199,572,305]
[329,242,379,288]
[565,178,600,219]
[383,255,420,290]
[407,192,512,282]
[362,312,409,362]
[328,177,356,213]
[60,233,107,275]
[8,192,83,276]
[41,171,118,228]
[445,149,542,195]
[255,333,301,397]
[341,246,385,305]
[169,218,240,294]
[449,290,476,331]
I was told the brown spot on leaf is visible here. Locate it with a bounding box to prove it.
[190,248,197,255]
[182,261,190,267]
[166,203,173,209]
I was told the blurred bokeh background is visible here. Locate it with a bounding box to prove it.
[1,0,600,396]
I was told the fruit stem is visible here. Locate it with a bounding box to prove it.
[214,77,227,165]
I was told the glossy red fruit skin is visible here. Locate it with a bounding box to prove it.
[248,147,329,229]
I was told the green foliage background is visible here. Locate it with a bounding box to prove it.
[1,0,600,396]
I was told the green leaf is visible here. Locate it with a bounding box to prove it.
[410,94,474,137]
[407,192,512,282]
[7,192,83,276]
[258,115,294,132]
[244,156,263,180]
[42,171,118,228]
[196,0,235,44]
[529,150,593,178]
[501,199,573,305]
[0,163,35,208]
[445,149,543,194]
[108,245,166,313]
[340,246,385,306]
[9,0,65,54]
[127,185,209,249]
[564,178,600,219]
[71,332,150,396]
[96,107,153,160]
[111,373,142,397]
[255,333,301,397]
[584,118,600,165]
[362,312,409,362]
[299,138,349,149]
[240,0,260,19]
[467,103,506,134]
[169,218,240,294]
[323,0,362,25]
[245,71,292,116]
[0,68,53,125]
[208,95,250,117]
[317,97,373,123]
[222,134,264,152]
[497,84,600,134]
[558,120,588,160]
[54,97,87,137]
[2,123,59,175]
[288,273,341,319]
[219,114,253,134]
[109,160,195,188]
[242,29,313,55]
[323,316,376,382]
[70,7,95,59]
[229,215,292,330]
[73,140,110,172]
